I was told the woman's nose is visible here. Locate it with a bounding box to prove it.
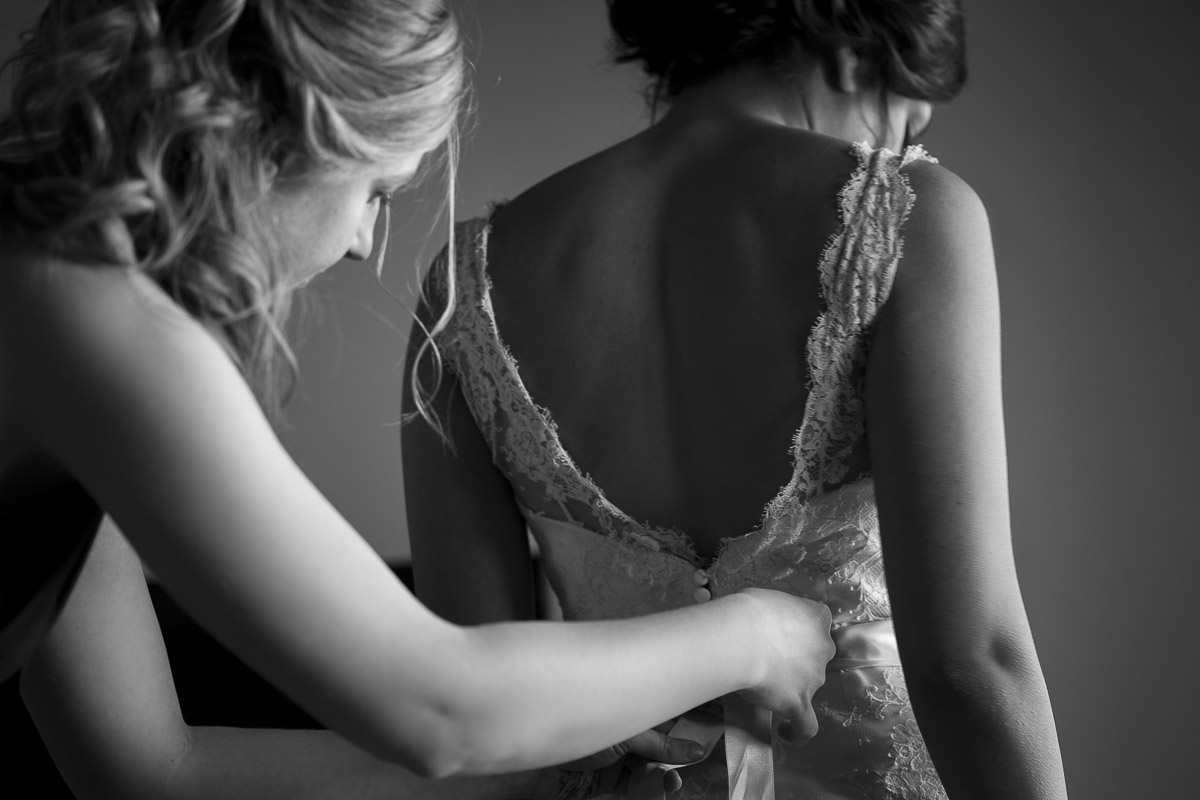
[345,205,381,261]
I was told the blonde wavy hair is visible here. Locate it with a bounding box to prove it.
[0,0,466,418]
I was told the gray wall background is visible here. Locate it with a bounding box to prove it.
[3,1,1196,797]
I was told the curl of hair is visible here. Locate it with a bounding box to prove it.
[403,122,462,442]
[0,0,466,419]
[608,0,966,105]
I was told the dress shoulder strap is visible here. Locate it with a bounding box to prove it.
[427,215,504,440]
[427,215,490,332]
[764,143,935,523]
[822,142,935,331]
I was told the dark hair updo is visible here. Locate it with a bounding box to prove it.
[607,0,966,104]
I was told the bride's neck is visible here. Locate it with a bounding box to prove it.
[659,62,887,148]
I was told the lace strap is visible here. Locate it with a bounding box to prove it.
[765,143,935,523]
[826,143,934,332]
[430,216,504,440]
[429,214,679,556]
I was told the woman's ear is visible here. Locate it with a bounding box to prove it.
[833,45,861,93]
[264,149,305,187]
[263,155,282,185]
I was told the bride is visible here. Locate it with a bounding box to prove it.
[403,1,1068,798]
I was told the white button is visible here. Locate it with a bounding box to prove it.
[693,587,712,603]
[693,569,709,586]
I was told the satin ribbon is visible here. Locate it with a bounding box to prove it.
[722,695,776,800]
[520,512,900,800]
[624,621,902,800]
[825,619,900,669]
[523,511,780,800]
[626,696,775,800]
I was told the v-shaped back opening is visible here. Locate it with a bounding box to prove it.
[455,218,712,564]
[438,142,931,567]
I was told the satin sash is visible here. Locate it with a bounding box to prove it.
[625,695,773,800]
[520,510,900,800]
[626,620,900,800]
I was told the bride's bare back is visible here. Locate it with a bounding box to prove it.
[483,117,862,555]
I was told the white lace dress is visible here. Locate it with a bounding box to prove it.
[431,143,947,800]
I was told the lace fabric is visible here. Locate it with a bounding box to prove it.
[429,217,698,562]
[430,143,946,799]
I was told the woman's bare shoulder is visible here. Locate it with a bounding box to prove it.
[0,242,238,435]
[877,159,999,348]
[902,157,987,224]
[896,159,993,289]
[1,242,200,342]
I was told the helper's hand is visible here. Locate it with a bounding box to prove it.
[557,723,704,773]
[540,723,704,798]
[733,588,835,745]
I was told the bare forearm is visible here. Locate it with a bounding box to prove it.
[909,656,1068,799]
[170,727,539,800]
[434,593,764,775]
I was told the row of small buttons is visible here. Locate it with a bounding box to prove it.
[693,568,712,603]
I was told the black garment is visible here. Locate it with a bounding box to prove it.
[0,454,101,681]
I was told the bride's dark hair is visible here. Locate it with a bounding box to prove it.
[608,0,966,106]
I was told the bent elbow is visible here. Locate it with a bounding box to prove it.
[905,630,1045,706]
[359,696,517,779]
[396,703,533,777]
[352,629,527,777]
[407,748,468,781]
[360,715,471,779]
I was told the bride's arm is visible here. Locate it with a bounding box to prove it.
[865,162,1068,799]
[401,333,538,625]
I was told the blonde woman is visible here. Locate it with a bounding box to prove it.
[404,0,1068,798]
[0,1,837,798]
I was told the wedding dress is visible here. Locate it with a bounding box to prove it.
[432,143,948,800]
